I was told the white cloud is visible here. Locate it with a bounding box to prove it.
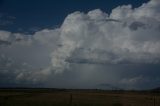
[50,0,160,71]
[0,0,160,87]
[34,28,60,46]
[0,30,11,41]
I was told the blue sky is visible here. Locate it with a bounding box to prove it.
[0,0,149,33]
[1,0,160,90]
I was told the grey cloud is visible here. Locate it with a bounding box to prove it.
[0,40,11,45]
[129,21,146,31]
[105,18,120,22]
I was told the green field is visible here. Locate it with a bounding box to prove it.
[0,89,160,106]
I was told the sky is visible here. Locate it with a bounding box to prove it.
[0,0,160,90]
[0,0,149,33]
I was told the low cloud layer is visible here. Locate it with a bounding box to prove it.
[0,0,160,89]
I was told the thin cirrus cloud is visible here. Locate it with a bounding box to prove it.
[0,0,160,89]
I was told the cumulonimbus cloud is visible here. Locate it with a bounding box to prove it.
[50,0,160,71]
[0,0,160,85]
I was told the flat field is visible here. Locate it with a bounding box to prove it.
[0,89,159,106]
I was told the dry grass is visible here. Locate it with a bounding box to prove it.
[0,89,159,106]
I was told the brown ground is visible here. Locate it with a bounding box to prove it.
[0,89,159,106]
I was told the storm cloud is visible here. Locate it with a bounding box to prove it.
[0,0,160,89]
